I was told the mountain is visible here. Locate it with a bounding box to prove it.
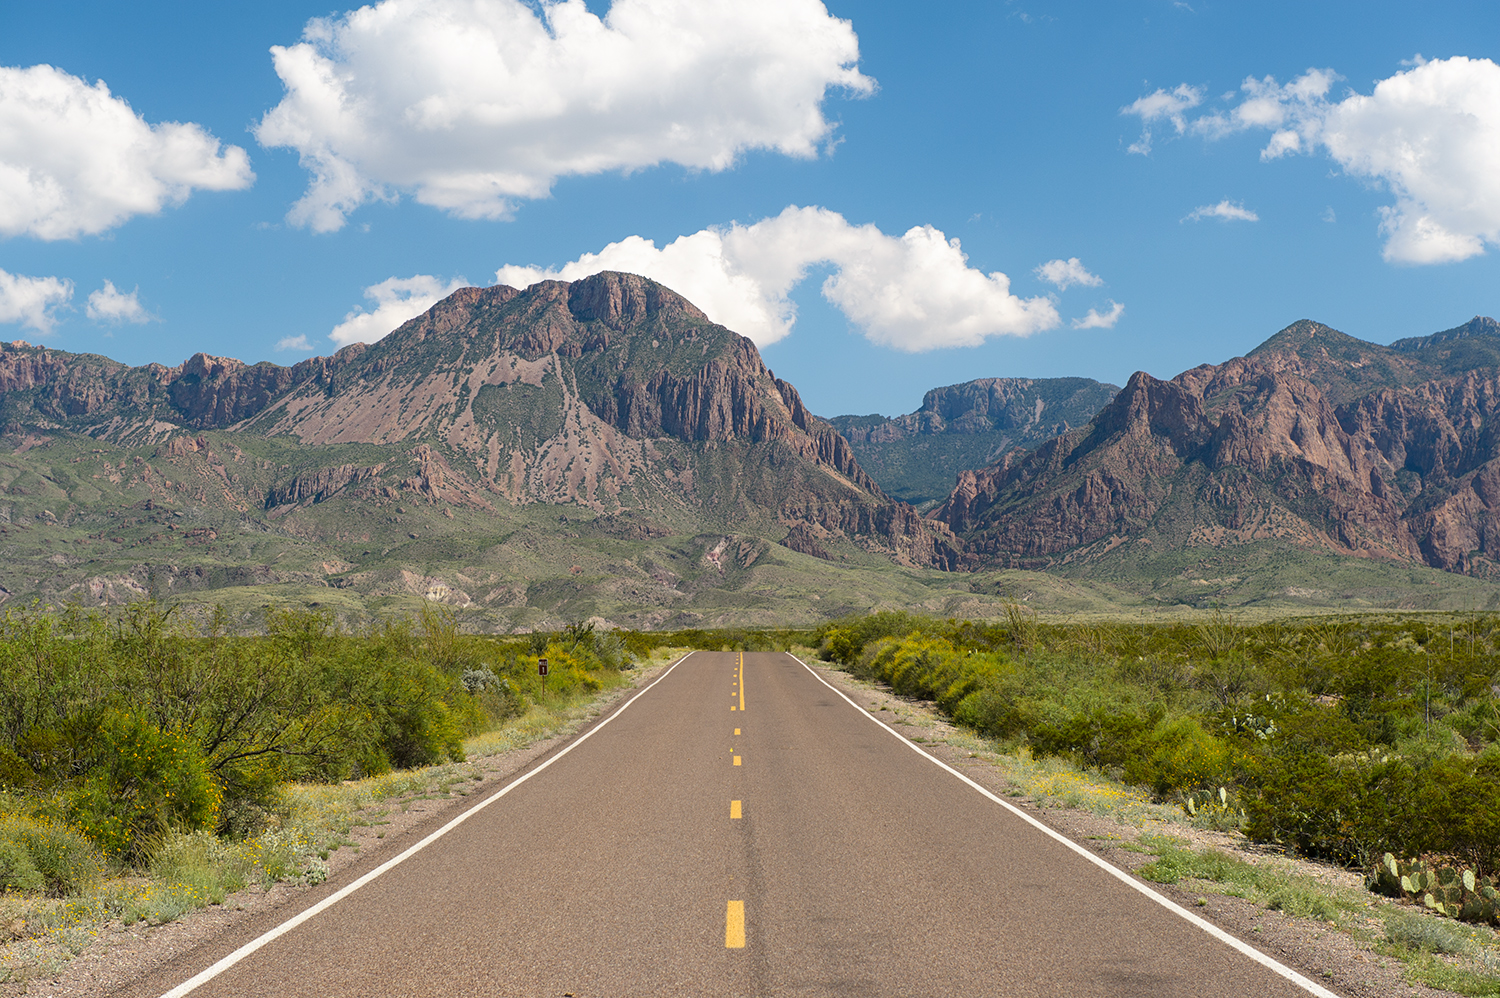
[0,273,989,627]
[827,377,1119,508]
[4,285,1497,622]
[934,316,1500,592]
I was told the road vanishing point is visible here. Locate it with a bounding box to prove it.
[121,652,1343,998]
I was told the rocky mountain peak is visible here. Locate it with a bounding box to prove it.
[565,271,709,330]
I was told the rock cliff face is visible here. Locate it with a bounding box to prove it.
[828,377,1118,506]
[935,317,1500,576]
[0,340,361,434]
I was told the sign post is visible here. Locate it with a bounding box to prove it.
[538,657,548,700]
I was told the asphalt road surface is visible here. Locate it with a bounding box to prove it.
[123,651,1341,998]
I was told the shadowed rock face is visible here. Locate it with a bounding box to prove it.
[934,317,1500,576]
[0,272,962,570]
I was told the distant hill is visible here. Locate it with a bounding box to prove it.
[827,377,1119,508]
[933,316,1500,603]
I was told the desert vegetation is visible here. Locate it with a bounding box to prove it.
[0,600,662,982]
[818,609,1500,926]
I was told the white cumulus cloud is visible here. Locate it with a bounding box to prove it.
[1158,56,1500,264]
[0,64,253,240]
[275,334,313,352]
[1121,83,1204,154]
[256,0,873,232]
[85,280,151,323]
[1072,300,1124,329]
[1034,257,1103,290]
[1184,200,1259,223]
[329,275,470,346]
[495,205,1060,352]
[0,268,72,333]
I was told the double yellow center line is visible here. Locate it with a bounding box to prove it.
[728,650,746,949]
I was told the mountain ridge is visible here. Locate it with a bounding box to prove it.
[933,315,1500,582]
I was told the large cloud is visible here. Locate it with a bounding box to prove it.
[1135,57,1500,264]
[0,65,253,240]
[329,275,470,346]
[0,268,72,333]
[257,0,874,232]
[495,206,1061,351]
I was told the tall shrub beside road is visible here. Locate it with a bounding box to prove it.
[817,611,1500,898]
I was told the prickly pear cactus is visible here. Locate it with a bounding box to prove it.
[1368,853,1498,926]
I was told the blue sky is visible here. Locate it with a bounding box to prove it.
[1,1,1498,418]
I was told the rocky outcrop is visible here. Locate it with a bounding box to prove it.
[0,340,364,433]
[935,317,1500,576]
[267,462,385,508]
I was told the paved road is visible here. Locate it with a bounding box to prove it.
[123,651,1339,997]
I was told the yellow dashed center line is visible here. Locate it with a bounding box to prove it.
[730,800,742,819]
[738,652,745,711]
[733,756,741,766]
[725,900,745,948]
[734,728,740,735]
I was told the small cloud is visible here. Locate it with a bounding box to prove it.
[1184,200,1259,223]
[1121,83,1204,155]
[1173,1,1195,10]
[1035,257,1104,290]
[86,280,152,323]
[275,334,313,352]
[0,269,73,334]
[1322,206,1337,223]
[1072,300,1124,329]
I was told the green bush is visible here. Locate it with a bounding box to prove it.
[0,837,44,892]
[66,712,221,862]
[1123,716,1236,798]
[0,813,103,895]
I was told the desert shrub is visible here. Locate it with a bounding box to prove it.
[66,712,221,862]
[0,837,43,892]
[1245,747,1500,872]
[1408,751,1500,873]
[821,628,862,668]
[1123,716,1236,798]
[954,683,1027,740]
[0,813,103,894]
[367,659,466,771]
[1243,750,1376,864]
[860,634,1011,714]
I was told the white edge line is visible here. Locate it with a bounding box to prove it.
[158,651,698,998]
[788,653,1343,998]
